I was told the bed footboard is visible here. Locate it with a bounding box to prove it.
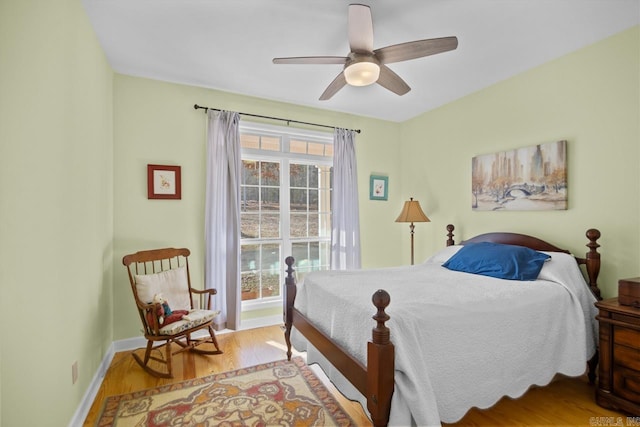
[283,256,394,427]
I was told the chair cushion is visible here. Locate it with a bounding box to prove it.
[158,309,220,335]
[135,266,191,310]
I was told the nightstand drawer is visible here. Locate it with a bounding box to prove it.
[613,366,640,404]
[614,342,640,371]
[615,326,640,349]
[612,312,640,328]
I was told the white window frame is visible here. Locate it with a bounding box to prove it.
[239,122,333,312]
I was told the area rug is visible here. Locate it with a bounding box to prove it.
[95,356,355,426]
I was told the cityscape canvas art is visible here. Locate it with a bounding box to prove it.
[472,140,567,211]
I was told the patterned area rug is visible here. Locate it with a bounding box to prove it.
[96,356,355,426]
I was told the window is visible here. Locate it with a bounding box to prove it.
[239,122,333,310]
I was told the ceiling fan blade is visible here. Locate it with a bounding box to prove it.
[348,4,374,53]
[273,56,348,65]
[375,36,458,64]
[376,64,411,96]
[319,72,347,100]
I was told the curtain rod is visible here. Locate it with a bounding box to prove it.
[193,104,361,134]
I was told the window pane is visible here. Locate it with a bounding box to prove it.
[308,213,319,237]
[309,165,319,188]
[241,213,259,238]
[242,160,259,185]
[292,242,326,281]
[309,242,320,263]
[261,187,279,209]
[261,244,281,298]
[261,162,280,186]
[309,189,318,211]
[261,213,280,238]
[290,164,307,187]
[241,134,260,150]
[262,244,280,269]
[261,136,280,151]
[241,244,259,270]
[325,144,334,157]
[292,242,310,270]
[261,272,280,298]
[290,140,307,154]
[241,272,258,301]
[241,187,259,211]
[290,213,308,237]
[290,189,307,212]
[308,142,325,156]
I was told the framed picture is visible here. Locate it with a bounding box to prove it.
[147,164,181,199]
[471,140,567,211]
[369,175,388,201]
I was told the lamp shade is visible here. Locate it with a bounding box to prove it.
[395,197,430,223]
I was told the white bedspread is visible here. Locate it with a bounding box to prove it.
[290,249,598,426]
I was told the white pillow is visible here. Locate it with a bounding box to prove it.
[135,266,191,311]
[424,245,464,264]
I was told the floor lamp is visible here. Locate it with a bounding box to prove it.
[395,197,430,265]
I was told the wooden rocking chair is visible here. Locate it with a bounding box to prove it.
[123,247,223,378]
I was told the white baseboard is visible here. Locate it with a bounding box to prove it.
[69,315,282,426]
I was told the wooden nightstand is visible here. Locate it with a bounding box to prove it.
[595,297,640,415]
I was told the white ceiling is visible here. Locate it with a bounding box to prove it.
[83,0,639,122]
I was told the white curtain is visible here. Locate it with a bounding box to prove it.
[205,110,241,330]
[331,128,361,270]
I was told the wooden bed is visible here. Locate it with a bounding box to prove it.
[283,224,602,427]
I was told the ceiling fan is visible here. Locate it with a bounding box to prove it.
[273,4,458,100]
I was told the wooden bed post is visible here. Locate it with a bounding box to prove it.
[585,228,601,300]
[367,289,394,427]
[446,224,455,246]
[284,256,296,361]
[584,228,601,385]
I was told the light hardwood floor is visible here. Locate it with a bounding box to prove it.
[84,325,625,426]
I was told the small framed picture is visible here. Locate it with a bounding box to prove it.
[369,175,388,201]
[147,164,181,199]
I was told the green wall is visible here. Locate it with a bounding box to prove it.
[0,1,114,426]
[400,26,640,297]
[112,75,403,340]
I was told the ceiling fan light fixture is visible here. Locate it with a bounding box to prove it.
[344,61,380,86]
[273,4,458,99]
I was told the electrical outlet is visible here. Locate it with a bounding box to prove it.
[72,361,78,385]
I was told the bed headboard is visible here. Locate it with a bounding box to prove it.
[445,224,602,300]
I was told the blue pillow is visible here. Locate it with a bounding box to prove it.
[442,242,551,281]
